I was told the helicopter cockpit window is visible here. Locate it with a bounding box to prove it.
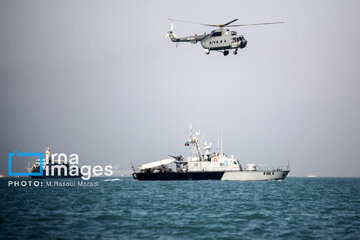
[231,31,237,35]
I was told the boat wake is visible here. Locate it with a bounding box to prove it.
[103,178,123,182]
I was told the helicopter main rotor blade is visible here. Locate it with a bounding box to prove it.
[228,22,284,27]
[221,19,239,27]
[168,18,283,28]
[168,18,215,27]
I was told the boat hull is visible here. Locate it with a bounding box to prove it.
[221,170,290,181]
[133,170,290,181]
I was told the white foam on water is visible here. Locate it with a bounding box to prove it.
[103,178,123,182]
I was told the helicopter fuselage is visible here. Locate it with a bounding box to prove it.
[201,29,247,51]
[169,29,247,55]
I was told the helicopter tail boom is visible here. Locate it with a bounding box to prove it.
[165,21,206,44]
[169,35,205,43]
[166,32,207,44]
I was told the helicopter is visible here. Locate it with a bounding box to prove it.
[165,18,283,56]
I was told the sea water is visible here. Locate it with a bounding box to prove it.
[1,177,359,239]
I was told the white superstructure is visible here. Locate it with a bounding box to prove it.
[183,124,242,172]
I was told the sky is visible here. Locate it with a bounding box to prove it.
[0,0,359,177]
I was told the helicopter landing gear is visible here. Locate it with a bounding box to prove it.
[204,49,210,55]
[233,49,238,55]
[223,50,229,56]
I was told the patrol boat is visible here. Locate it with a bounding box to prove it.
[132,125,290,181]
[26,147,80,178]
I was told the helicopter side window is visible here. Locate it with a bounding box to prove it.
[211,32,222,37]
[220,40,222,43]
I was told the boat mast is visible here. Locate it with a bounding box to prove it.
[189,124,203,161]
[220,138,223,157]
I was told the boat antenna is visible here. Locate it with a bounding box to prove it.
[220,138,223,156]
[131,162,136,172]
[217,124,220,152]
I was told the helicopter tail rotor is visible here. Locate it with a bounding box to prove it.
[165,21,180,48]
[164,31,179,39]
[164,21,173,38]
[165,21,179,39]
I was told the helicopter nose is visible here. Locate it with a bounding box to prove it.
[240,40,247,49]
